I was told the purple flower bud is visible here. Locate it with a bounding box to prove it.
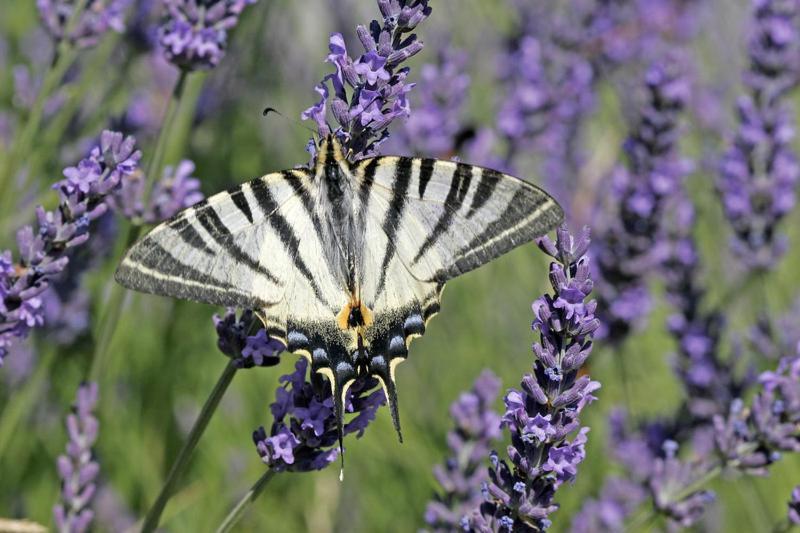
[252,359,384,472]
[789,486,800,525]
[2,131,139,367]
[425,371,501,531]
[466,226,599,530]
[592,55,690,344]
[53,382,99,533]
[716,0,800,271]
[301,1,431,159]
[37,0,129,48]
[158,0,258,71]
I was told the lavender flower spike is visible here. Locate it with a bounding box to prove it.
[789,486,800,525]
[37,0,130,48]
[0,130,140,366]
[716,0,800,271]
[112,159,204,224]
[592,55,690,343]
[302,0,431,158]
[425,370,502,531]
[465,226,600,531]
[53,382,100,533]
[159,0,258,71]
[252,359,384,472]
[213,308,284,368]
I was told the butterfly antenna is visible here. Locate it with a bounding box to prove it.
[262,106,317,135]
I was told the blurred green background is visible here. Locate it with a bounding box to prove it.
[1,0,800,531]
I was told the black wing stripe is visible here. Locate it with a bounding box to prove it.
[128,241,238,291]
[417,158,435,199]
[281,171,323,231]
[167,217,215,255]
[229,187,254,223]
[467,168,501,219]
[411,162,473,265]
[358,158,380,210]
[375,157,414,297]
[249,178,328,305]
[194,202,280,284]
[431,192,557,281]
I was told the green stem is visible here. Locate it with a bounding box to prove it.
[143,70,188,200]
[0,0,89,205]
[624,465,722,532]
[215,470,277,533]
[87,70,189,383]
[0,347,57,460]
[0,47,77,212]
[141,360,238,533]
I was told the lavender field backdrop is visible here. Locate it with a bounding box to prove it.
[1,0,800,531]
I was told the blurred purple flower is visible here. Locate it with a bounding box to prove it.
[213,308,284,369]
[789,486,800,525]
[37,0,130,48]
[425,370,502,531]
[716,0,800,271]
[252,358,385,471]
[158,0,258,71]
[662,190,751,422]
[570,477,646,533]
[388,45,470,158]
[748,298,800,361]
[111,160,204,224]
[464,227,600,531]
[592,55,690,343]
[496,22,594,204]
[302,0,431,158]
[53,382,100,533]
[0,131,140,366]
[649,441,716,528]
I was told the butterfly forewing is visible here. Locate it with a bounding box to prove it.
[356,156,564,286]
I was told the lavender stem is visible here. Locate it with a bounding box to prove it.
[215,469,277,533]
[141,360,238,533]
[624,465,722,532]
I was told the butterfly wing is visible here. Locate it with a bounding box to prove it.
[348,156,562,438]
[115,169,347,339]
[356,156,564,289]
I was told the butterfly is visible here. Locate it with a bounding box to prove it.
[115,134,563,451]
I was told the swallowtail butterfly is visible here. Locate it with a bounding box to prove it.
[116,135,563,452]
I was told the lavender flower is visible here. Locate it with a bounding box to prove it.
[302,0,431,158]
[112,160,204,224]
[252,359,385,471]
[53,382,100,533]
[716,0,800,271]
[662,190,750,422]
[37,0,130,48]
[213,308,284,369]
[496,18,594,202]
[569,477,646,533]
[0,131,140,366]
[387,45,470,158]
[425,370,502,531]
[464,227,600,531]
[789,486,800,525]
[158,0,258,71]
[592,56,690,343]
[648,441,716,528]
